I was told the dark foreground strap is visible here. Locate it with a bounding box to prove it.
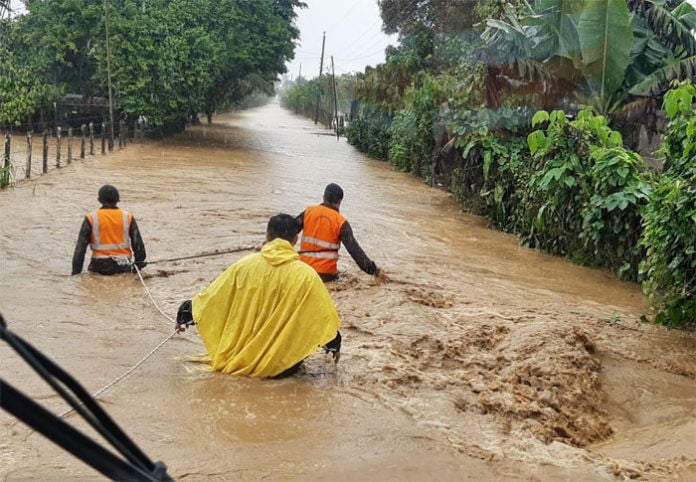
[0,314,172,481]
[0,380,169,480]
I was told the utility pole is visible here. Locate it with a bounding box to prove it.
[331,56,339,140]
[104,0,115,150]
[313,32,326,125]
[297,63,302,83]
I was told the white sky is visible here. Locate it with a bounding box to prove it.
[285,0,398,79]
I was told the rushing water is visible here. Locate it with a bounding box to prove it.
[1,103,694,481]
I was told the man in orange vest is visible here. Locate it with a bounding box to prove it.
[71,184,147,275]
[296,183,387,282]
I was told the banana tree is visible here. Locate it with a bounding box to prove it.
[627,0,696,96]
[480,0,695,115]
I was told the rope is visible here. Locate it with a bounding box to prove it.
[58,330,178,419]
[59,263,184,418]
[147,246,255,265]
[147,246,339,265]
[133,264,176,327]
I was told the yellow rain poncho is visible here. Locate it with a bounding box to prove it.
[191,238,341,377]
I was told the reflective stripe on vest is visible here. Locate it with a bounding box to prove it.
[89,209,132,258]
[299,205,345,274]
[301,236,340,252]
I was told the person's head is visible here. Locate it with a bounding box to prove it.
[266,213,299,244]
[323,183,344,206]
[97,184,120,206]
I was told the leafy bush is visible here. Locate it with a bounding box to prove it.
[475,136,531,232]
[639,82,696,328]
[345,105,391,161]
[525,109,649,279]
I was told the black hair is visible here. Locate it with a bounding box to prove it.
[98,185,120,204]
[323,183,344,204]
[267,213,299,242]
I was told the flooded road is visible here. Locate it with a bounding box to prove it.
[1,103,694,480]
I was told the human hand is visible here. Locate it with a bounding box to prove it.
[374,268,391,284]
[326,349,340,365]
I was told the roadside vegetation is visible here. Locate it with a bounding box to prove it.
[281,0,695,328]
[0,0,302,134]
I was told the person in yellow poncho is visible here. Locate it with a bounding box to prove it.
[175,213,342,378]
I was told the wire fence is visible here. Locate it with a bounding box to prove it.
[1,119,147,188]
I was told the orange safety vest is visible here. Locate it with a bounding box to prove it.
[299,205,346,274]
[88,209,133,259]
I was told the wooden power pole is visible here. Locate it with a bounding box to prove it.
[313,32,326,125]
[331,56,339,140]
[104,0,115,150]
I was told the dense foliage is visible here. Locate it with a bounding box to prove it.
[639,83,696,327]
[0,0,303,134]
[343,0,695,327]
[279,73,358,131]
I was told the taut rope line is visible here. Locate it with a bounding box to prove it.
[133,263,177,327]
[59,330,178,418]
[60,262,189,418]
[147,245,255,265]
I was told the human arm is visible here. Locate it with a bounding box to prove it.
[71,218,91,275]
[295,211,304,232]
[129,218,147,268]
[339,221,379,276]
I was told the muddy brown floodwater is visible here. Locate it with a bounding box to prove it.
[1,103,694,481]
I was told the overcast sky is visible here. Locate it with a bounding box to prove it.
[285,0,398,80]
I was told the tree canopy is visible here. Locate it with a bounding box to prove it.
[0,0,304,132]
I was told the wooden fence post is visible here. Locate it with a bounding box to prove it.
[26,132,32,179]
[101,122,106,154]
[42,129,49,174]
[67,127,73,164]
[89,122,94,156]
[3,133,9,170]
[56,126,62,168]
[1,133,10,188]
[80,124,86,159]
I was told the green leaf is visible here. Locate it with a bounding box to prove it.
[527,130,547,154]
[577,0,632,109]
[531,110,549,126]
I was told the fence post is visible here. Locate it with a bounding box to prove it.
[101,122,106,154]
[42,129,49,174]
[1,133,10,188]
[26,132,32,179]
[80,124,86,159]
[118,120,123,149]
[56,126,62,168]
[3,133,9,170]
[67,127,73,164]
[89,122,94,156]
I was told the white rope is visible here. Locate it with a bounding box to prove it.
[59,330,178,418]
[59,264,182,418]
[133,264,176,326]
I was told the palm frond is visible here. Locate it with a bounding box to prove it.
[629,54,696,96]
[632,0,696,54]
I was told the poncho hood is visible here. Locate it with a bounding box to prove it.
[260,238,299,266]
